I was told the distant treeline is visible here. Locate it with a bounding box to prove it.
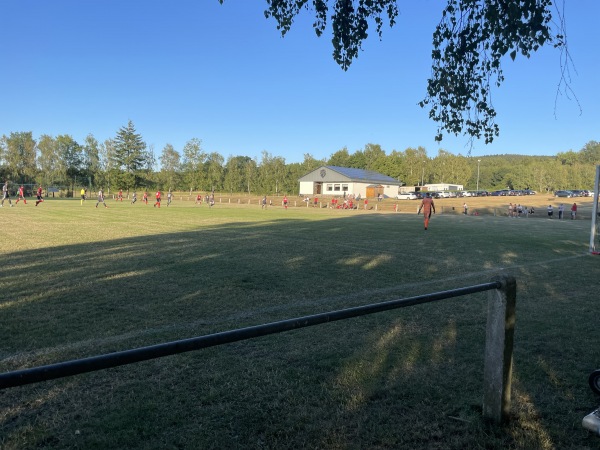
[1,122,598,195]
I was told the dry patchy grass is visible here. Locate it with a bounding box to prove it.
[0,198,599,449]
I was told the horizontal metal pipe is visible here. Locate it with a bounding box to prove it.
[0,281,501,389]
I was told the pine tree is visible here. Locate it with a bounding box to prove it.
[113,120,146,189]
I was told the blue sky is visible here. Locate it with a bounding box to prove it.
[1,1,598,164]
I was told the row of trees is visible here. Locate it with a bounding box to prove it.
[1,121,598,195]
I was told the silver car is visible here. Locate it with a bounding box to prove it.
[396,192,418,200]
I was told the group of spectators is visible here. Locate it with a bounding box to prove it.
[547,203,578,219]
[507,203,534,218]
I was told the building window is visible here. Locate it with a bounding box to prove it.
[334,184,341,191]
[326,184,333,191]
[342,184,349,192]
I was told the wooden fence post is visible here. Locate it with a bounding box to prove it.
[483,275,516,423]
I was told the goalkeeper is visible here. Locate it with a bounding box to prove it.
[417,193,436,230]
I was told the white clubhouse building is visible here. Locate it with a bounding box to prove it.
[298,166,403,199]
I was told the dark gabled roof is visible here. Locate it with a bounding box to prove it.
[326,166,399,184]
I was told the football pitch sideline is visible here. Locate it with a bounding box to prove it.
[1,199,599,449]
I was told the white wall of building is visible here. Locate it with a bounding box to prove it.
[382,185,399,198]
[301,182,401,198]
[299,181,314,195]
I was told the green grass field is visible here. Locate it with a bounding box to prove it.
[1,198,599,449]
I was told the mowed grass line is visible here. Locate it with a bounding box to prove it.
[1,199,599,449]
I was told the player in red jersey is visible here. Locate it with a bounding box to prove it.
[35,185,44,206]
[154,190,161,208]
[117,189,123,202]
[15,185,27,205]
[143,191,148,205]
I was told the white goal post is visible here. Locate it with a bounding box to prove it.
[590,165,600,253]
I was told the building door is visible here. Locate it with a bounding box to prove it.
[366,185,383,198]
[315,183,322,195]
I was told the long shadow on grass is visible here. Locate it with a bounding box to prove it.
[0,214,597,449]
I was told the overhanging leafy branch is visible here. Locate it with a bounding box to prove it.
[420,0,564,144]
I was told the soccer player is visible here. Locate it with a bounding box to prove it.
[1,181,13,207]
[131,192,137,204]
[143,191,148,205]
[195,193,202,205]
[35,185,44,206]
[417,192,436,230]
[571,202,577,219]
[167,190,172,207]
[154,190,161,208]
[80,187,86,205]
[96,189,108,208]
[283,195,288,209]
[117,189,123,202]
[16,185,27,205]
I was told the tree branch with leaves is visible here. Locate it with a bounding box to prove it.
[230,0,568,144]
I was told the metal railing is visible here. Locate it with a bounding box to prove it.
[0,275,516,423]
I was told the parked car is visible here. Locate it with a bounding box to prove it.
[396,192,418,200]
[570,190,585,197]
[523,189,536,195]
[554,190,573,198]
